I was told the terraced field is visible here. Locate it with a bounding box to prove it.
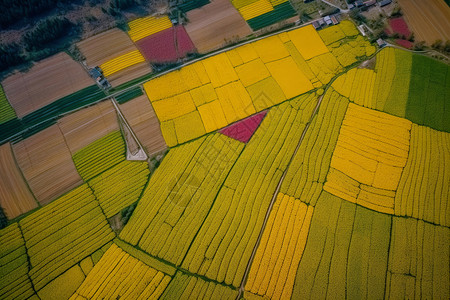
[0,18,448,300]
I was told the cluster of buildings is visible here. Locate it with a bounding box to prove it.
[311,14,340,29]
[347,0,392,10]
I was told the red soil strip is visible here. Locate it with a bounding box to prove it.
[136,25,196,63]
[389,17,411,38]
[220,111,267,143]
[395,39,413,49]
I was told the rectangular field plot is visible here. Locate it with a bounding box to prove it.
[386,217,449,299]
[19,184,115,292]
[1,52,94,118]
[57,100,119,154]
[245,193,313,300]
[119,94,167,156]
[185,0,252,53]
[77,28,151,87]
[12,125,83,205]
[324,103,412,214]
[394,124,450,227]
[70,243,172,299]
[292,191,391,300]
[0,143,37,219]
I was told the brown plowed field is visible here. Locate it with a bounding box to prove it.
[77,28,152,87]
[12,125,83,205]
[397,0,450,44]
[106,61,150,88]
[0,143,37,219]
[119,94,167,156]
[58,100,119,154]
[185,0,253,53]
[1,52,94,118]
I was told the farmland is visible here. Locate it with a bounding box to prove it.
[397,0,450,44]
[0,12,449,300]
[184,0,253,53]
[1,52,94,118]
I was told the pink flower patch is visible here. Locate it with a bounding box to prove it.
[395,39,413,49]
[220,111,267,143]
[136,26,196,63]
[389,17,411,38]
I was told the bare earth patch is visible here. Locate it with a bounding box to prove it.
[397,0,450,44]
[119,94,167,156]
[185,0,253,54]
[1,52,94,118]
[58,100,119,154]
[12,125,83,205]
[0,143,37,219]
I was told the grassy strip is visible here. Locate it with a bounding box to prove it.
[247,2,297,31]
[406,54,450,132]
[115,86,144,104]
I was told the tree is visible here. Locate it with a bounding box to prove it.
[413,41,426,51]
[431,39,443,50]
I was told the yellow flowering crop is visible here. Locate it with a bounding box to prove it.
[216,81,256,123]
[198,100,228,132]
[151,92,196,122]
[38,265,85,300]
[333,68,377,108]
[227,49,244,67]
[238,0,274,20]
[160,120,177,147]
[235,44,259,63]
[202,53,238,88]
[235,58,270,87]
[266,56,313,99]
[173,110,206,144]
[318,25,346,45]
[100,50,145,77]
[189,83,217,106]
[395,124,450,227]
[252,35,289,63]
[246,77,286,111]
[71,244,172,299]
[339,20,359,36]
[324,103,412,214]
[128,15,172,42]
[288,25,329,60]
[245,193,313,300]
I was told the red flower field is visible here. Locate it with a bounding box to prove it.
[220,111,267,143]
[136,25,196,63]
[387,17,411,38]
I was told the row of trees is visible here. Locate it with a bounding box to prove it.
[0,0,74,29]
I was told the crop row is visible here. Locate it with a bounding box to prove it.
[244,1,296,31]
[237,0,274,21]
[324,103,411,214]
[0,223,35,300]
[281,88,348,206]
[332,68,376,107]
[386,217,449,299]
[70,243,172,299]
[73,130,126,181]
[292,191,391,299]
[161,271,238,299]
[0,84,16,125]
[394,124,449,227]
[120,133,244,266]
[245,193,313,300]
[99,50,146,77]
[19,184,115,291]
[181,93,317,287]
[88,160,150,218]
[127,15,173,42]
[144,23,355,147]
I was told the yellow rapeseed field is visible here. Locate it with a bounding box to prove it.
[238,0,274,20]
[100,50,145,77]
[128,15,172,42]
[288,25,329,60]
[266,57,314,98]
